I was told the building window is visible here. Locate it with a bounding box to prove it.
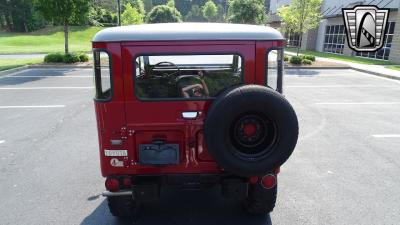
[286,32,301,47]
[323,25,346,54]
[356,22,395,60]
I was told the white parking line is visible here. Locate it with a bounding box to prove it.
[372,134,400,138]
[0,105,66,109]
[287,85,398,88]
[0,87,93,90]
[1,75,92,78]
[316,102,400,105]
[0,140,5,144]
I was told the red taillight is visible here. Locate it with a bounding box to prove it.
[249,176,259,184]
[105,178,120,192]
[261,174,276,189]
[122,177,132,188]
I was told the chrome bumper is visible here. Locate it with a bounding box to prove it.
[102,190,132,197]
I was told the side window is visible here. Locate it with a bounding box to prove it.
[134,54,243,100]
[93,51,111,100]
[266,49,283,91]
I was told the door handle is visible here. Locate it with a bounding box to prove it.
[182,111,198,119]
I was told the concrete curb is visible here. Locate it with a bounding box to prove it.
[351,67,400,81]
[29,64,92,69]
[285,66,351,70]
[0,64,92,77]
[0,65,30,76]
[286,66,400,80]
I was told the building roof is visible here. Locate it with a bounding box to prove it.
[92,23,284,42]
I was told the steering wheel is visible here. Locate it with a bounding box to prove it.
[150,61,181,79]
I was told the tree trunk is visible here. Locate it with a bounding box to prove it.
[297,33,302,56]
[64,21,69,54]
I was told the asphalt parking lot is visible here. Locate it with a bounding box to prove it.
[0,68,399,225]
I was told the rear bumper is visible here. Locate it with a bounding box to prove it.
[102,174,257,200]
[102,190,132,197]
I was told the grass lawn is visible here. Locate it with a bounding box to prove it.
[0,26,103,54]
[285,47,395,65]
[0,58,43,71]
[386,65,400,71]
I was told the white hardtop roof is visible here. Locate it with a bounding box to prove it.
[92,23,284,42]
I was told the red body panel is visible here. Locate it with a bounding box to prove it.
[92,40,284,177]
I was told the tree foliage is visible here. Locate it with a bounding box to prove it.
[227,0,267,25]
[36,0,90,53]
[202,0,218,22]
[36,0,90,25]
[185,5,206,22]
[0,0,46,32]
[166,0,175,8]
[88,5,117,26]
[277,0,322,54]
[121,3,144,25]
[145,4,181,23]
[124,0,145,15]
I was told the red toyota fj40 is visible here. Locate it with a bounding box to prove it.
[92,23,298,217]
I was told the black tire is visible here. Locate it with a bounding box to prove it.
[204,85,298,177]
[107,196,139,218]
[244,181,277,214]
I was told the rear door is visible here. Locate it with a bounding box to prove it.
[121,41,255,170]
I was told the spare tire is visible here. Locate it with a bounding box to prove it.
[204,85,298,177]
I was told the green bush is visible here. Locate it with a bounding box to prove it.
[63,53,80,63]
[284,54,289,62]
[44,53,64,63]
[145,5,182,23]
[78,53,89,62]
[302,59,312,65]
[289,56,302,64]
[44,53,88,63]
[303,54,316,61]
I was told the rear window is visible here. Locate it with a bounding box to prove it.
[134,54,243,100]
[93,51,111,100]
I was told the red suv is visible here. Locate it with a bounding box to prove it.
[92,23,298,217]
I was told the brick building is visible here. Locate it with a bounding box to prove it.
[269,0,400,63]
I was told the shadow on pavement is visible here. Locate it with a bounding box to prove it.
[0,68,84,86]
[285,69,320,76]
[81,186,272,225]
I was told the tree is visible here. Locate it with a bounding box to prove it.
[227,0,267,25]
[216,4,225,22]
[121,3,143,25]
[128,0,145,15]
[88,5,118,26]
[202,0,218,22]
[145,5,182,23]
[185,5,205,22]
[175,0,192,17]
[277,0,322,55]
[166,0,175,8]
[0,0,45,32]
[36,0,90,54]
[142,0,153,12]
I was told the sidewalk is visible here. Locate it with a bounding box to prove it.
[0,53,46,59]
[0,53,91,59]
[286,51,400,80]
